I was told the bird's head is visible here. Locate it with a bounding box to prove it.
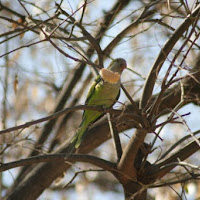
[99,58,127,84]
[108,58,127,74]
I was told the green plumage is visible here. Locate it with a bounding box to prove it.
[71,58,126,148]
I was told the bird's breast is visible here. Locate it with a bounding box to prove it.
[95,81,120,101]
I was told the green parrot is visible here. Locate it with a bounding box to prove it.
[71,58,127,148]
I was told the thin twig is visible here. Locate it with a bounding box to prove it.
[56,3,104,67]
[121,84,140,114]
[172,110,200,148]
[80,0,88,25]
[106,113,122,162]
[63,169,104,188]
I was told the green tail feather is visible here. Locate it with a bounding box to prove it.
[67,141,76,155]
[71,124,89,148]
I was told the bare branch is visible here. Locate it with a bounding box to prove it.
[0,105,138,135]
[140,4,200,109]
[147,136,200,179]
[56,3,104,67]
[0,153,116,173]
[106,113,122,162]
[159,130,200,160]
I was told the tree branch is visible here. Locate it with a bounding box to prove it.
[0,105,140,135]
[146,136,200,179]
[140,4,200,109]
[0,153,116,173]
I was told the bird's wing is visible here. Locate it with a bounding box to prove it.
[82,75,102,118]
[85,75,102,105]
[114,89,120,105]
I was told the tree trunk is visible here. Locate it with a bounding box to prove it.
[123,181,147,200]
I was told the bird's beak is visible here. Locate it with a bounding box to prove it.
[120,63,127,72]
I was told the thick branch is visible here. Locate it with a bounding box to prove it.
[117,130,147,180]
[0,153,116,173]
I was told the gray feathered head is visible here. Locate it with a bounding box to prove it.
[108,58,127,74]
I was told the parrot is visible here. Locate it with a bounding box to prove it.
[71,58,127,148]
